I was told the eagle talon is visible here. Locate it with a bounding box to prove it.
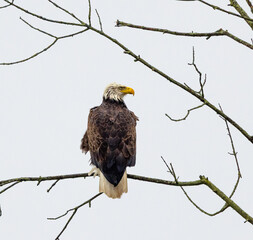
[88,167,100,177]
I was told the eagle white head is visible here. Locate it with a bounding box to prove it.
[103,83,135,101]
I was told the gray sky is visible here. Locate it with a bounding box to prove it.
[1,0,253,239]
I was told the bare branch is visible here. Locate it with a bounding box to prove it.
[95,9,103,32]
[0,39,58,65]
[245,0,253,14]
[229,0,253,30]
[0,0,13,9]
[161,157,179,184]
[188,47,206,97]
[48,0,86,26]
[0,182,19,194]
[0,173,202,189]
[219,104,242,179]
[88,0,92,26]
[165,104,205,122]
[0,170,252,224]
[20,17,57,38]
[116,21,253,50]
[198,0,253,22]
[48,192,102,221]
[48,193,102,240]
[47,179,60,193]
[4,0,83,27]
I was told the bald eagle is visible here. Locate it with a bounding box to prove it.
[81,83,138,198]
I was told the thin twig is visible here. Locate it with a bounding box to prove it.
[0,39,58,65]
[219,104,242,179]
[20,17,57,38]
[95,9,103,32]
[161,158,215,216]
[0,0,13,9]
[0,182,19,194]
[188,47,206,97]
[48,192,102,240]
[55,209,76,240]
[165,104,205,122]
[198,0,253,22]
[4,0,83,27]
[218,104,242,214]
[47,179,60,193]
[48,192,102,221]
[88,0,92,26]
[161,156,179,183]
[48,0,86,26]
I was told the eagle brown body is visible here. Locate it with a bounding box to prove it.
[81,83,138,198]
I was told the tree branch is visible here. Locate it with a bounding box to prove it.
[48,0,85,25]
[245,0,253,14]
[0,173,202,188]
[0,181,19,194]
[229,0,253,30]
[0,0,13,9]
[95,9,103,32]
[116,20,253,50]
[0,171,252,224]
[165,104,205,122]
[200,175,253,224]
[47,179,60,193]
[4,0,85,27]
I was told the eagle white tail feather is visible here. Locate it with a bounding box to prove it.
[99,171,128,199]
[89,167,128,198]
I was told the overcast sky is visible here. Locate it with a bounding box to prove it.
[1,0,253,239]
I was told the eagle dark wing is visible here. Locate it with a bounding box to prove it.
[81,103,138,186]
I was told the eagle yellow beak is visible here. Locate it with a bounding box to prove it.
[121,87,135,96]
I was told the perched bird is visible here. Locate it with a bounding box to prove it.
[81,83,138,198]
